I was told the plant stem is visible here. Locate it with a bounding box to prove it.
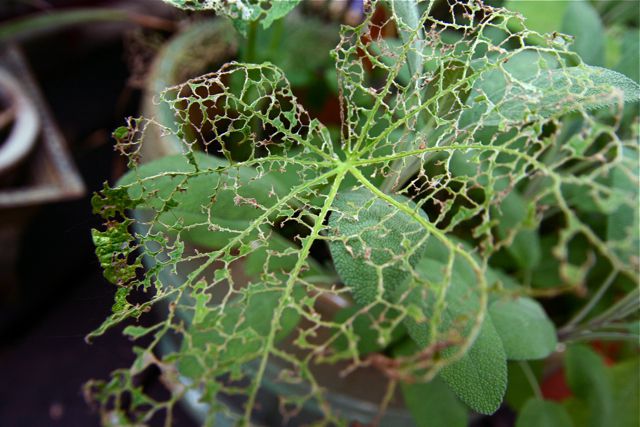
[244,20,259,63]
[589,288,639,325]
[267,17,285,60]
[559,286,639,342]
[562,269,618,330]
[372,378,397,427]
[519,361,542,400]
[567,332,638,343]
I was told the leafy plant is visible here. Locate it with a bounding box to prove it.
[88,0,639,425]
[161,0,302,31]
[160,0,305,66]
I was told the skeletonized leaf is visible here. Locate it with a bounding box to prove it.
[493,190,541,271]
[464,51,640,126]
[161,0,301,30]
[118,152,293,249]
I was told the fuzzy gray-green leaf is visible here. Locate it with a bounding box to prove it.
[161,0,301,30]
[410,258,508,415]
[490,297,557,360]
[465,52,640,126]
[328,188,429,304]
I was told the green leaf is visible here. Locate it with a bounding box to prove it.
[516,398,574,427]
[489,297,557,360]
[608,358,640,427]
[92,223,141,286]
[258,16,339,87]
[401,377,468,427]
[387,0,423,79]
[564,345,613,427]
[465,52,640,127]
[505,1,569,35]
[368,39,412,87]
[86,3,640,422]
[410,258,508,415]
[505,361,544,412]
[119,152,292,249]
[438,316,507,415]
[562,0,605,66]
[244,230,328,279]
[332,304,406,356]
[259,0,301,29]
[616,30,640,83]
[584,66,640,103]
[328,188,429,305]
[161,0,301,30]
[607,147,639,266]
[393,340,468,427]
[493,191,541,271]
[122,325,159,339]
[243,284,300,339]
[178,283,300,380]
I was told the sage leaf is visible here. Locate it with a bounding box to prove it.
[410,258,508,415]
[565,345,613,427]
[161,0,301,30]
[259,1,301,28]
[393,340,468,427]
[489,297,557,360]
[464,51,640,127]
[87,2,640,422]
[616,30,639,83]
[516,398,574,427]
[328,188,429,305]
[505,1,569,34]
[439,315,507,415]
[562,0,605,66]
[607,147,639,266]
[387,0,423,79]
[401,375,468,427]
[609,358,640,427]
[119,152,291,249]
[493,191,541,271]
[332,305,406,356]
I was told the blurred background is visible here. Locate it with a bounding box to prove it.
[0,1,191,425]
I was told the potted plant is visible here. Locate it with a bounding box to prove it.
[87,1,639,426]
